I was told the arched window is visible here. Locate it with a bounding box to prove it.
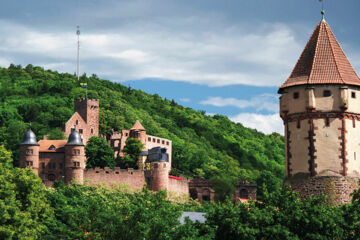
[48,174,56,181]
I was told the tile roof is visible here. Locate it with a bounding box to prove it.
[279,20,360,92]
[130,120,146,130]
[38,140,67,152]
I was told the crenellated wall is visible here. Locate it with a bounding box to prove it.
[84,167,145,190]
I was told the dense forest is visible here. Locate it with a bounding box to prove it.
[2,145,360,239]
[0,64,284,192]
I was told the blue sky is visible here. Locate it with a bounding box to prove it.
[0,0,359,134]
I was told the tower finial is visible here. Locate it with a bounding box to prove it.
[319,0,325,22]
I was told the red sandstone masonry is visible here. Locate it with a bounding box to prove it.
[84,167,145,190]
[167,177,189,196]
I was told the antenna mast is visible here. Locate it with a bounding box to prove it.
[319,0,325,21]
[76,26,80,81]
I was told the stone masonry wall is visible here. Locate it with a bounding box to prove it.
[84,167,145,190]
[167,177,189,196]
[285,174,360,205]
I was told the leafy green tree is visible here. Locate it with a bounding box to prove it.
[0,145,53,239]
[122,137,144,168]
[47,128,66,140]
[256,170,283,201]
[85,136,116,169]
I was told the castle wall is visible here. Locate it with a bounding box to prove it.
[84,167,145,190]
[288,120,310,176]
[167,177,189,196]
[313,118,342,175]
[313,86,342,111]
[286,175,360,205]
[39,152,65,182]
[345,118,360,176]
[283,87,307,114]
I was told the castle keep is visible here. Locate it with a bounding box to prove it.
[279,18,360,204]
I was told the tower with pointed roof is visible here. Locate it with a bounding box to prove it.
[279,16,360,204]
[64,129,85,184]
[20,129,40,174]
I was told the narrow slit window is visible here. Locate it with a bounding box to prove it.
[352,92,356,98]
[325,117,330,127]
[297,119,301,129]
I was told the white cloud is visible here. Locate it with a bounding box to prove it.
[230,113,283,135]
[200,94,278,112]
[0,19,303,87]
[180,98,191,103]
[0,57,11,67]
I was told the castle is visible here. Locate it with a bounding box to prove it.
[19,98,256,202]
[279,16,360,205]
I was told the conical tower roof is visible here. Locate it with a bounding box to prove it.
[66,129,84,146]
[130,120,146,131]
[21,129,39,146]
[279,20,360,93]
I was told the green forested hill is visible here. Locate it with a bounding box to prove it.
[0,64,285,184]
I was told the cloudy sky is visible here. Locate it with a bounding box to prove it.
[1,0,360,134]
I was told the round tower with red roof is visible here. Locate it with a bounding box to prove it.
[279,17,360,205]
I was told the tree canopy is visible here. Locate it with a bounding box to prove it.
[121,137,144,168]
[85,136,116,169]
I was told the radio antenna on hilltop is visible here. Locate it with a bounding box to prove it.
[319,0,325,21]
[76,26,81,81]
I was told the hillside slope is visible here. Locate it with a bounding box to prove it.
[0,64,285,182]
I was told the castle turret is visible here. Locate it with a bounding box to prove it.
[130,120,147,146]
[65,129,85,184]
[146,147,170,191]
[19,129,40,174]
[279,18,360,205]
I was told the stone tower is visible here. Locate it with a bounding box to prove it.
[279,18,360,205]
[65,129,85,184]
[130,120,147,146]
[146,147,170,191]
[19,129,40,174]
[74,98,99,139]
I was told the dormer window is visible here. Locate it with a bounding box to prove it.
[293,92,299,99]
[49,145,56,150]
[323,90,331,97]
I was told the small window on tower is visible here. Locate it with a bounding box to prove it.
[125,133,128,136]
[148,137,151,141]
[293,92,299,99]
[26,149,33,155]
[91,129,94,134]
[352,92,356,98]
[325,118,330,127]
[297,119,301,129]
[76,120,78,125]
[323,90,331,97]
[79,129,83,134]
